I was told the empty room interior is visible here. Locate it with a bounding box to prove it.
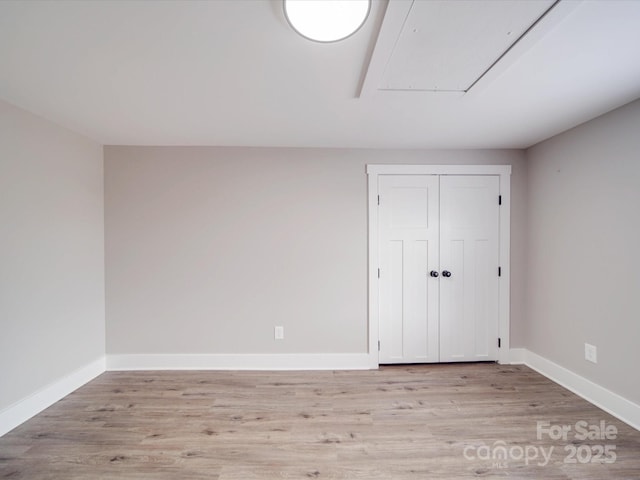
[1,0,640,478]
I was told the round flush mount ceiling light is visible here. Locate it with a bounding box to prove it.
[284,0,371,43]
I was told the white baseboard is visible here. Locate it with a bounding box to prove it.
[515,348,640,431]
[0,357,106,437]
[507,347,526,364]
[107,353,376,371]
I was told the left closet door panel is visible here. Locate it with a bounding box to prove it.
[378,175,440,364]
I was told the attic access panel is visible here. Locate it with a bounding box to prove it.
[376,0,556,93]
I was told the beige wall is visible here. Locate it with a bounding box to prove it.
[525,99,640,403]
[0,100,105,411]
[105,147,527,355]
[3,88,638,428]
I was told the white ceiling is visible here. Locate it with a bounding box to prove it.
[0,0,639,149]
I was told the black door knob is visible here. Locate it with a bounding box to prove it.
[429,270,439,278]
[442,270,452,277]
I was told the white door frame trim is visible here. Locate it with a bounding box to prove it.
[366,164,512,367]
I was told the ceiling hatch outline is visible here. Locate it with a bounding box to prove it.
[360,0,580,97]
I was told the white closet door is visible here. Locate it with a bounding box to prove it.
[439,175,500,362]
[378,175,440,363]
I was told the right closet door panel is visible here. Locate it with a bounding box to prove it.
[439,175,500,362]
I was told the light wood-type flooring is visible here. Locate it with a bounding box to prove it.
[1,364,639,479]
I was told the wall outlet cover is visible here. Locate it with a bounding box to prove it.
[585,343,597,364]
[274,326,284,340]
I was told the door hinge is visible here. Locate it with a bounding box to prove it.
[378,340,381,351]
[498,195,502,205]
[498,338,501,348]
[498,266,502,277]
[377,268,380,278]
[377,195,380,205]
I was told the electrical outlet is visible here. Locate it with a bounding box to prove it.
[585,343,597,364]
[274,326,284,340]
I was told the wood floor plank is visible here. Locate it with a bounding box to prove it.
[1,364,639,479]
